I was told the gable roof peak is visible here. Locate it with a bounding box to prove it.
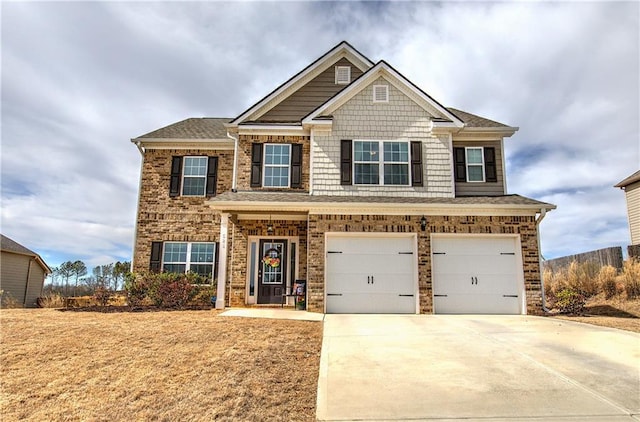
[230,41,374,125]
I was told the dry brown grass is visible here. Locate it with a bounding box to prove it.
[0,309,322,421]
[554,294,640,333]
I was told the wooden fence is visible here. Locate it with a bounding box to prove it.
[628,244,640,259]
[544,246,624,272]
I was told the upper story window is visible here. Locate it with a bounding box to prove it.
[373,85,389,103]
[264,144,291,188]
[453,146,497,183]
[169,156,218,198]
[159,242,216,283]
[465,148,485,182]
[182,157,208,195]
[341,140,423,187]
[335,66,351,85]
[353,140,409,185]
[250,143,303,189]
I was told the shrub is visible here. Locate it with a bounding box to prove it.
[554,288,586,314]
[152,273,196,308]
[37,293,65,308]
[597,265,619,299]
[621,259,640,299]
[124,272,150,307]
[191,285,217,306]
[94,286,113,307]
[0,290,22,309]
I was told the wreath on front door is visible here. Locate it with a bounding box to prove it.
[262,248,281,268]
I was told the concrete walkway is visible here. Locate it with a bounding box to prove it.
[219,308,324,322]
[317,315,640,421]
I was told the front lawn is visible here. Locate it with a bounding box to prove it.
[0,309,322,421]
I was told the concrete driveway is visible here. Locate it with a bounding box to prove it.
[316,315,640,421]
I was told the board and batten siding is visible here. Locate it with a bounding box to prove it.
[625,181,640,245]
[0,251,46,307]
[259,58,364,122]
[312,77,454,197]
[452,140,505,196]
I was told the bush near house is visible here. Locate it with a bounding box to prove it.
[124,272,215,309]
[544,258,640,314]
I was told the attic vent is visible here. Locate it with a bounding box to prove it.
[373,85,389,103]
[335,66,351,85]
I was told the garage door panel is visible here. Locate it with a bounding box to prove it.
[433,255,517,276]
[432,236,523,315]
[326,235,416,314]
[434,294,520,314]
[326,292,415,314]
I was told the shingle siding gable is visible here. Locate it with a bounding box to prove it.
[311,77,454,197]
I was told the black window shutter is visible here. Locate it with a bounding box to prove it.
[484,147,497,183]
[169,156,183,197]
[206,156,219,197]
[454,148,466,182]
[290,144,302,188]
[410,141,423,187]
[150,241,163,273]
[250,143,263,187]
[340,140,352,185]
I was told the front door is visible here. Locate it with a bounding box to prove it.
[258,239,288,304]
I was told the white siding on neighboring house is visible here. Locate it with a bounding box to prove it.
[312,77,454,197]
[625,182,640,245]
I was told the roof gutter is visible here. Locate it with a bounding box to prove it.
[226,131,239,192]
[535,208,551,313]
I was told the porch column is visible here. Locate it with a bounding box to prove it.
[215,212,229,309]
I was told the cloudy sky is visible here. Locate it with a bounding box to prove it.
[2,1,638,271]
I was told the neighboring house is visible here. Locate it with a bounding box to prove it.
[615,170,640,246]
[131,41,555,315]
[1,234,51,307]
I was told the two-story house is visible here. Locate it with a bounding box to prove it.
[131,41,555,315]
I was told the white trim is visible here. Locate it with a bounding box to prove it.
[215,213,229,309]
[263,143,292,188]
[352,140,411,186]
[132,139,235,151]
[181,156,208,196]
[372,84,389,103]
[303,61,464,128]
[501,138,508,194]
[231,42,373,125]
[464,147,485,183]
[335,65,351,84]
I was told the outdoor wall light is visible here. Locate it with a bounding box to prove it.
[267,216,274,235]
[420,216,427,231]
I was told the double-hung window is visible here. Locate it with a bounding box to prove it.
[353,140,409,185]
[263,144,291,187]
[182,157,208,195]
[465,147,485,182]
[169,155,218,197]
[161,242,215,282]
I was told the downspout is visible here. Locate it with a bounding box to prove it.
[131,140,146,272]
[226,131,239,192]
[536,208,550,313]
[23,258,33,306]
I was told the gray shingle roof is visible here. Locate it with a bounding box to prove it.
[615,170,640,188]
[1,234,51,273]
[446,108,509,128]
[1,234,37,255]
[208,192,555,209]
[136,118,232,139]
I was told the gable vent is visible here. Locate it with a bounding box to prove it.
[335,66,351,85]
[373,85,389,103]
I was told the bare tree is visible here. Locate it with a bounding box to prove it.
[71,260,87,296]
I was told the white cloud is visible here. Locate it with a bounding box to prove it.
[1,1,638,268]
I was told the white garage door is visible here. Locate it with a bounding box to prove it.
[326,235,416,314]
[431,236,524,314]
